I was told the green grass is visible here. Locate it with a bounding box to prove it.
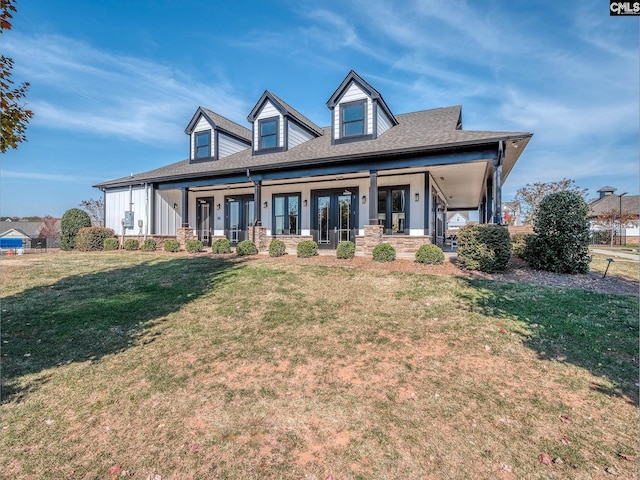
[1,252,637,479]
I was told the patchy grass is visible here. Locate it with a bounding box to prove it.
[1,252,638,479]
[589,252,639,283]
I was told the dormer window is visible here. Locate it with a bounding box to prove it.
[195,131,211,159]
[259,117,279,150]
[341,101,366,137]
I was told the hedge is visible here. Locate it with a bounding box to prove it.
[212,238,231,254]
[236,240,258,256]
[76,227,115,252]
[456,224,511,272]
[336,241,355,259]
[296,240,318,258]
[269,239,286,257]
[141,238,157,252]
[164,239,180,252]
[103,238,119,251]
[185,238,203,254]
[60,208,92,250]
[123,239,139,251]
[372,243,396,262]
[415,244,444,264]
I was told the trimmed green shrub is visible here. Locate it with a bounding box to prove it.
[510,233,530,259]
[236,240,258,256]
[457,224,511,272]
[185,238,203,254]
[336,241,355,259]
[123,239,139,251]
[164,239,180,252]
[141,238,157,252]
[269,239,286,257]
[212,238,231,254]
[526,191,590,274]
[415,244,444,264]
[296,240,318,258]
[103,238,119,251]
[76,227,115,252]
[60,208,92,250]
[372,243,396,262]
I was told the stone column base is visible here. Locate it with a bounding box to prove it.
[176,227,196,250]
[363,224,383,256]
[247,226,268,251]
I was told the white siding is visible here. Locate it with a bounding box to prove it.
[333,82,373,138]
[154,190,181,235]
[377,107,392,136]
[218,133,249,158]
[105,185,152,236]
[254,100,283,150]
[191,115,214,159]
[287,121,314,149]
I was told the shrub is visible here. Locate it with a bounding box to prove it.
[212,238,231,254]
[164,239,180,252]
[526,191,590,274]
[372,243,396,262]
[60,208,92,250]
[103,238,119,251]
[76,227,115,252]
[415,244,444,264]
[123,239,139,251]
[269,239,286,257]
[185,238,203,254]
[336,241,355,259]
[236,240,258,256]
[457,224,511,272]
[141,238,157,252]
[510,233,530,259]
[296,240,318,258]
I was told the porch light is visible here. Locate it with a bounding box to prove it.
[263,201,268,208]
[414,193,419,202]
[216,203,221,210]
[362,195,366,204]
[173,203,178,209]
[303,199,308,207]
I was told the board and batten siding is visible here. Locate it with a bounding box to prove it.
[253,100,283,150]
[218,133,249,158]
[190,116,214,159]
[287,121,314,149]
[154,190,181,235]
[377,107,393,136]
[104,186,152,236]
[333,82,373,139]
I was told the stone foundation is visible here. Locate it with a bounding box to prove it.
[247,226,268,251]
[270,235,314,252]
[359,225,383,257]
[381,235,432,254]
[176,227,196,250]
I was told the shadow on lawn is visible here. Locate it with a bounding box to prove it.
[458,278,639,405]
[1,255,244,403]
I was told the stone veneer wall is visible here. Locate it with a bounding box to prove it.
[380,235,433,254]
[270,235,314,252]
[247,226,268,251]
[176,227,196,249]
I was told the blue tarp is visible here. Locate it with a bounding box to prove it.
[0,238,24,248]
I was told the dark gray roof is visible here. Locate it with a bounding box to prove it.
[0,221,43,237]
[589,194,639,217]
[597,185,617,193]
[95,105,532,189]
[185,107,252,142]
[247,91,323,137]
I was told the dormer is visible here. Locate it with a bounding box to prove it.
[326,70,398,145]
[247,91,322,155]
[185,107,252,163]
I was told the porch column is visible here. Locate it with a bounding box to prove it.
[254,180,262,226]
[493,159,503,224]
[181,187,189,227]
[486,177,493,224]
[368,170,378,224]
[149,183,155,235]
[424,173,431,236]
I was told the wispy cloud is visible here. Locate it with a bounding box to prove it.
[1,169,90,183]
[4,34,250,145]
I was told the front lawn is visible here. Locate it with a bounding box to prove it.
[1,252,637,479]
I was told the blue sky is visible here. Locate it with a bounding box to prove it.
[1,0,638,217]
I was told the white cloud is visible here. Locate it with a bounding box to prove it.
[1,169,90,183]
[4,34,250,145]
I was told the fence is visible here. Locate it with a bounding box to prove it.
[590,227,626,246]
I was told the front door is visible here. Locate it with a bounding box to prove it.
[196,198,214,246]
[313,189,357,249]
[225,195,255,245]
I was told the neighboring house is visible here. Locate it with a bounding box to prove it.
[502,201,522,226]
[0,221,44,250]
[447,212,468,230]
[588,186,640,243]
[95,70,532,253]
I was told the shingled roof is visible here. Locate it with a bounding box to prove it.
[589,193,640,218]
[95,105,531,189]
[247,91,323,137]
[185,107,252,142]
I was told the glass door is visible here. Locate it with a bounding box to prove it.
[196,198,213,246]
[313,189,357,249]
[318,196,331,246]
[228,199,241,244]
[225,195,255,245]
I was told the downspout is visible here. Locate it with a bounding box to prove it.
[144,183,148,240]
[493,141,504,225]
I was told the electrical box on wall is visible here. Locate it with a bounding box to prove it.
[123,211,134,228]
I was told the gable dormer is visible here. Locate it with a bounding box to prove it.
[326,70,398,145]
[247,91,322,155]
[185,107,251,163]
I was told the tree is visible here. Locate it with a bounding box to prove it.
[514,178,588,224]
[526,191,591,274]
[79,198,105,227]
[60,208,92,250]
[1,0,33,153]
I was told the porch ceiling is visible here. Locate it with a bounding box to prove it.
[428,162,490,210]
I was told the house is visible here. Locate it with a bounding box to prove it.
[588,186,640,244]
[446,212,468,231]
[0,220,44,250]
[95,70,532,254]
[502,201,522,226]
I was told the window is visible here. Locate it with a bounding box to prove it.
[377,187,408,234]
[273,194,300,235]
[259,118,278,149]
[195,131,211,159]
[341,101,365,137]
